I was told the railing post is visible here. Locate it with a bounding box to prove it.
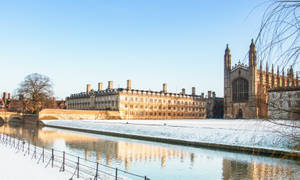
[95,162,99,180]
[115,168,118,180]
[77,156,80,178]
[51,148,54,168]
[42,146,45,163]
[28,142,30,155]
[34,144,36,159]
[62,151,65,172]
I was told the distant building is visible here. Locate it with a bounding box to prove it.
[268,87,300,120]
[224,40,299,119]
[206,91,224,118]
[0,92,11,111]
[66,80,207,120]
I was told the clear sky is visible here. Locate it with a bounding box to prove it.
[0,0,267,99]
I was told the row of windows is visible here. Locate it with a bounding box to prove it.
[122,96,203,106]
[122,104,204,112]
[124,111,205,117]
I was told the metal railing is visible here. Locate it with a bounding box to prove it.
[0,133,150,180]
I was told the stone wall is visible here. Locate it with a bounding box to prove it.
[39,109,121,120]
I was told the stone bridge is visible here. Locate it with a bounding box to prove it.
[0,111,23,123]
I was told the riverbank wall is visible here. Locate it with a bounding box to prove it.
[39,109,121,120]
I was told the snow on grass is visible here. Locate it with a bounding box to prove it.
[42,119,300,152]
[0,142,72,180]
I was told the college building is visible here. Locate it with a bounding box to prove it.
[66,80,207,119]
[224,39,299,119]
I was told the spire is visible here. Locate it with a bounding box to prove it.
[271,64,274,88]
[282,68,285,87]
[225,44,230,53]
[290,66,295,86]
[277,66,280,87]
[249,39,257,68]
[224,43,231,71]
[266,62,269,88]
[250,39,255,51]
[297,73,299,86]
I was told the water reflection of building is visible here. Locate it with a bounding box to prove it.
[222,159,295,180]
[0,125,193,171]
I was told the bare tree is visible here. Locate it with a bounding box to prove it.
[255,0,300,68]
[254,1,300,150]
[16,73,54,114]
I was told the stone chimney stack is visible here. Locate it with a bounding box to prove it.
[163,83,167,93]
[127,80,132,90]
[86,84,91,93]
[181,88,186,95]
[3,92,6,104]
[212,92,216,99]
[208,91,212,98]
[108,81,113,90]
[98,82,103,91]
[201,93,204,99]
[192,87,196,96]
[8,93,10,100]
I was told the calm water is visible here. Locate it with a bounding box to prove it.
[0,124,299,180]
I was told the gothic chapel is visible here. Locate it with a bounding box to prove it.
[224,40,299,119]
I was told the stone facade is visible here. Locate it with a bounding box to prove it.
[224,40,299,119]
[206,91,224,118]
[268,87,300,120]
[67,80,207,120]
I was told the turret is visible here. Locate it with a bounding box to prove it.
[296,73,299,86]
[271,64,274,88]
[277,66,281,87]
[282,68,285,87]
[290,66,295,86]
[266,62,269,88]
[249,39,257,68]
[224,44,231,71]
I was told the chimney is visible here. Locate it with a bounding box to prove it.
[181,88,186,95]
[108,81,113,90]
[86,84,91,93]
[192,87,196,96]
[19,94,24,100]
[127,80,132,90]
[8,93,11,100]
[208,91,212,98]
[98,82,103,91]
[201,93,204,99]
[3,92,6,104]
[163,83,167,93]
[212,92,216,99]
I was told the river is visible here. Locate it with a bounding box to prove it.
[0,123,299,180]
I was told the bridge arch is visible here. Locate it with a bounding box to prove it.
[0,117,4,124]
[9,116,24,124]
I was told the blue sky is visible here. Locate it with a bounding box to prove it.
[0,0,266,99]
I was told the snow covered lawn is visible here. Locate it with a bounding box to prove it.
[42,119,300,153]
[0,142,72,180]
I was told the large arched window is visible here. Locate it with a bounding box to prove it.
[232,78,249,102]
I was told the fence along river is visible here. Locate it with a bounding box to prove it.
[1,124,300,180]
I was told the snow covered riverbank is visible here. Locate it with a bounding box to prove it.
[42,119,300,153]
[0,142,71,180]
